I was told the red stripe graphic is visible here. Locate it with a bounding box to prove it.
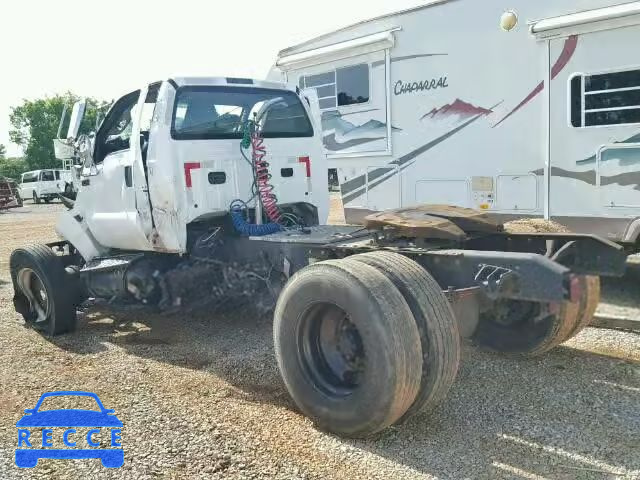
[298,156,311,177]
[493,35,578,128]
[183,162,201,188]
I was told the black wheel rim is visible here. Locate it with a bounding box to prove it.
[490,300,539,327]
[475,299,555,352]
[297,303,366,398]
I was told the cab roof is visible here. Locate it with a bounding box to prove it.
[22,169,62,175]
[170,76,295,92]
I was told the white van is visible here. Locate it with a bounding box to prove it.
[19,169,67,204]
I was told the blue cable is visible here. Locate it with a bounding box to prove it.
[230,201,282,237]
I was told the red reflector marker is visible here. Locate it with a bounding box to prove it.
[184,163,201,188]
[298,156,311,177]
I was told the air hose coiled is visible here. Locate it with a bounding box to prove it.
[230,200,282,237]
[251,130,284,224]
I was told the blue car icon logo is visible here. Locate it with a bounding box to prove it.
[15,391,123,468]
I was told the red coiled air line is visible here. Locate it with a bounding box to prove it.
[251,128,283,224]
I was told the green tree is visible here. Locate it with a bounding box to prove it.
[0,144,6,158]
[9,93,109,171]
[0,157,28,181]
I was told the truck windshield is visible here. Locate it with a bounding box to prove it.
[171,86,313,140]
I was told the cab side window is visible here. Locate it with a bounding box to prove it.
[40,171,55,182]
[21,172,38,184]
[94,91,140,164]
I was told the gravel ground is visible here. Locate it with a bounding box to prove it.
[0,199,638,479]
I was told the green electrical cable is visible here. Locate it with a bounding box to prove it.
[241,120,253,149]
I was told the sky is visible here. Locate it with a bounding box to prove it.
[0,0,427,157]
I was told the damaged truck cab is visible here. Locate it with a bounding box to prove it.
[58,78,328,261]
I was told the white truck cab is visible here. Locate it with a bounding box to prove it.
[58,77,328,260]
[19,169,68,203]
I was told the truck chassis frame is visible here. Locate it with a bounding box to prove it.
[9,206,627,438]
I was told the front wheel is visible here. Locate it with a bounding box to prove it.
[10,244,78,336]
[32,192,40,204]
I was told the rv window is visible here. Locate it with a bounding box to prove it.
[570,76,582,128]
[337,64,369,106]
[300,64,370,110]
[55,170,61,180]
[316,84,336,99]
[305,72,336,88]
[571,69,640,127]
[319,98,337,110]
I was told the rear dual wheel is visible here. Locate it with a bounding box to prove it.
[566,275,600,341]
[471,275,599,356]
[274,253,460,437]
[472,298,578,356]
[472,221,601,356]
[346,252,461,421]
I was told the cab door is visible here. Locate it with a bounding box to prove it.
[146,81,186,252]
[80,88,154,251]
[38,170,58,196]
[19,173,35,200]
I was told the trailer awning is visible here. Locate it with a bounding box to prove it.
[531,1,640,39]
[276,29,397,71]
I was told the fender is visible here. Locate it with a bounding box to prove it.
[55,209,108,262]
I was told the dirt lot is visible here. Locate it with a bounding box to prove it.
[0,200,638,479]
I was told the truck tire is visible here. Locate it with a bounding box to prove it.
[563,275,600,342]
[9,244,77,336]
[472,299,579,356]
[346,251,460,421]
[33,192,41,204]
[503,219,599,347]
[274,259,422,438]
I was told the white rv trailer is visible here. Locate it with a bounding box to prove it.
[270,0,640,245]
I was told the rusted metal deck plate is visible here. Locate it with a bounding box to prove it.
[364,205,502,241]
[254,225,369,245]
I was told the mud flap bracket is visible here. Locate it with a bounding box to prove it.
[474,264,519,300]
